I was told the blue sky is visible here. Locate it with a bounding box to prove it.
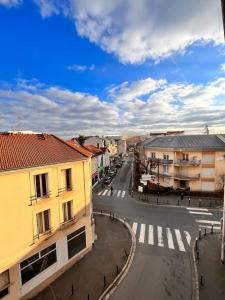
[0,0,225,137]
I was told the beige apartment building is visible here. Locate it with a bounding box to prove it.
[137,134,225,193]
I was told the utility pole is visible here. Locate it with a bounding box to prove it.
[221,178,225,263]
[157,158,160,195]
[221,0,225,39]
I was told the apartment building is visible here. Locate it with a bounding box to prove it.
[137,134,225,193]
[0,132,93,300]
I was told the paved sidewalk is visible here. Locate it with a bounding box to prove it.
[196,232,225,300]
[32,215,131,300]
[131,191,223,208]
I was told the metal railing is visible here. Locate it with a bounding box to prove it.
[174,159,201,166]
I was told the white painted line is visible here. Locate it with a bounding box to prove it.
[102,189,108,196]
[139,224,145,243]
[166,228,175,249]
[175,229,185,252]
[184,231,191,246]
[148,225,154,245]
[117,190,121,197]
[196,220,221,225]
[98,191,103,195]
[157,226,164,247]
[199,225,221,230]
[189,211,212,216]
[186,207,208,211]
[132,222,138,235]
[121,191,126,198]
[107,190,111,196]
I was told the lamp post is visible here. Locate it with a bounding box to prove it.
[157,158,160,196]
[221,178,225,263]
[221,0,225,39]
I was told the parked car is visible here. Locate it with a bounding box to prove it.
[116,162,122,168]
[109,168,117,177]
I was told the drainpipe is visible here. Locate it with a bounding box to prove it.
[221,178,225,263]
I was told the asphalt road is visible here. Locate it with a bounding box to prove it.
[93,155,222,300]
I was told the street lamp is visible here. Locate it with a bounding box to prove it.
[221,0,225,39]
[157,158,160,196]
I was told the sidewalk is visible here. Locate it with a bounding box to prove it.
[196,232,225,300]
[131,190,223,208]
[32,214,132,300]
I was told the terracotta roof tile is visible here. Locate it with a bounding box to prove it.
[83,144,103,156]
[66,140,92,157]
[0,133,86,172]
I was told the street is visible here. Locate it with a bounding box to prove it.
[93,155,222,300]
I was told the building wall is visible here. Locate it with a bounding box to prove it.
[143,148,225,192]
[0,159,92,300]
[84,137,104,148]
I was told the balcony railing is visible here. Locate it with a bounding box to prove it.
[30,191,51,203]
[148,158,173,164]
[58,186,73,195]
[173,173,200,180]
[174,159,201,167]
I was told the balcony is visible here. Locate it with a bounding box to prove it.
[173,173,200,180]
[151,170,173,178]
[57,186,73,196]
[30,191,51,203]
[174,159,201,167]
[148,158,173,164]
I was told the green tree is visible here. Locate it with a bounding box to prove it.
[77,135,86,146]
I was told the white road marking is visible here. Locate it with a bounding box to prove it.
[186,207,208,211]
[157,226,164,247]
[148,225,154,245]
[199,225,221,230]
[196,220,221,225]
[132,222,138,235]
[98,191,103,195]
[107,190,111,196]
[102,189,108,196]
[166,228,175,249]
[175,229,185,252]
[139,224,145,243]
[189,211,212,216]
[121,191,126,198]
[184,231,191,246]
[117,190,121,197]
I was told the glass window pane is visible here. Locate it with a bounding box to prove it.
[0,271,9,290]
[37,212,43,234]
[35,175,41,198]
[44,210,50,231]
[66,169,71,190]
[67,201,72,220]
[67,226,85,241]
[0,287,8,299]
[42,174,47,196]
[20,254,39,269]
[40,243,56,257]
[67,232,86,259]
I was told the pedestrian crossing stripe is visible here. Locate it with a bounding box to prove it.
[97,189,126,198]
[187,208,221,232]
[131,222,191,252]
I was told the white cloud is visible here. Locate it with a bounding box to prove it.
[34,0,224,63]
[221,63,225,72]
[68,64,96,72]
[33,0,68,18]
[1,76,225,136]
[0,0,22,7]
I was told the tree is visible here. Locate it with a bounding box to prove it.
[77,135,86,146]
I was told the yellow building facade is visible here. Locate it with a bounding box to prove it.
[138,135,225,193]
[0,133,93,300]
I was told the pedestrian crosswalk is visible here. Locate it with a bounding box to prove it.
[186,207,221,231]
[97,189,126,198]
[131,222,191,252]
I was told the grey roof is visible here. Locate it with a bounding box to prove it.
[143,134,225,151]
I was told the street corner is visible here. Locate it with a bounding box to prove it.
[32,213,135,300]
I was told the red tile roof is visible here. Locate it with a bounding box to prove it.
[0,133,87,172]
[66,140,92,157]
[83,144,103,156]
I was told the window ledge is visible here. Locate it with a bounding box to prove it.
[60,217,76,229]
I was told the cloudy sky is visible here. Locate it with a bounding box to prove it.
[0,0,225,137]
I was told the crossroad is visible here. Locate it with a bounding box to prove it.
[97,189,126,198]
[131,222,191,252]
[186,207,221,231]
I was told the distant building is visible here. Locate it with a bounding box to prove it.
[137,134,225,193]
[0,132,93,300]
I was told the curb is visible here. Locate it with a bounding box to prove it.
[93,212,136,300]
[190,237,199,300]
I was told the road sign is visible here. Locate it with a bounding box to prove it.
[141,174,156,181]
[138,186,144,192]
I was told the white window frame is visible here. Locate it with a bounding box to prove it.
[36,209,51,235]
[34,173,48,199]
[63,201,73,222]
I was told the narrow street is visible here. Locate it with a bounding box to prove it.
[93,155,222,300]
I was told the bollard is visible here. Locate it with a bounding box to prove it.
[124,249,128,257]
[211,224,214,234]
[116,265,119,275]
[204,228,207,236]
[177,199,180,206]
[71,284,74,296]
[197,251,200,260]
[200,274,204,286]
[199,229,202,240]
[188,197,191,207]
[157,197,158,205]
[104,275,107,287]
[101,210,102,215]
[88,294,90,300]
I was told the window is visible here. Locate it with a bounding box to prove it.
[151,152,155,158]
[20,243,57,285]
[163,165,169,174]
[35,174,48,198]
[163,154,169,160]
[61,169,72,192]
[63,201,73,222]
[182,153,189,161]
[67,226,86,259]
[0,270,9,299]
[36,209,50,234]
